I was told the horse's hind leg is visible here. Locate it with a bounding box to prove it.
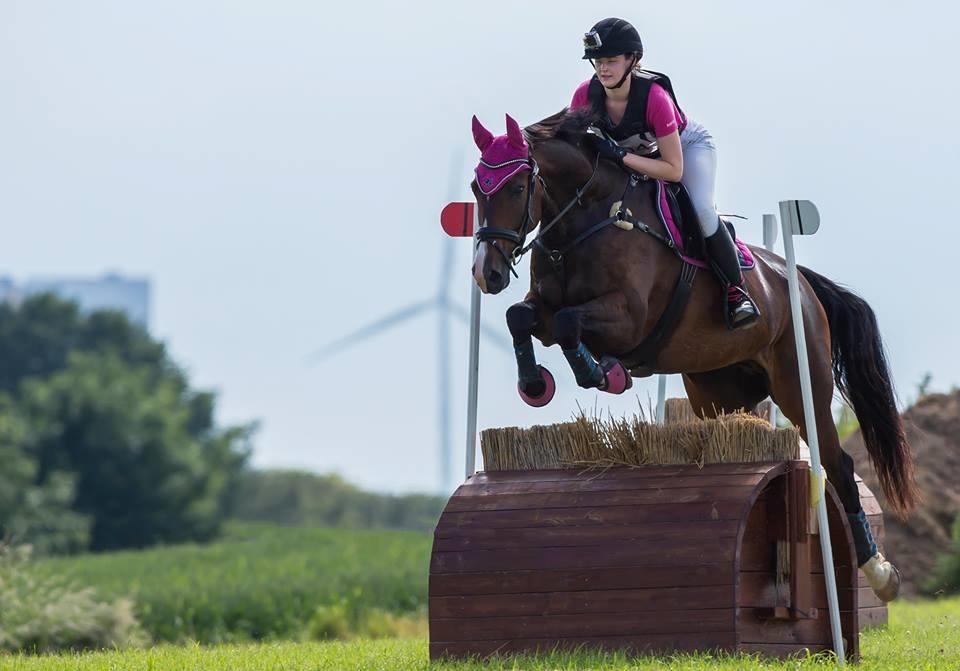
[506,295,556,407]
[682,363,771,418]
[768,330,900,600]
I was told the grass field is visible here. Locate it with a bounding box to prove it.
[3,596,959,670]
[12,522,960,668]
[30,522,431,643]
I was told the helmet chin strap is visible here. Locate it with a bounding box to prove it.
[607,54,637,90]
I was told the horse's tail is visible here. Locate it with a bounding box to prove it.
[798,265,918,518]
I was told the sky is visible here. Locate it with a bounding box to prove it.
[2,1,957,496]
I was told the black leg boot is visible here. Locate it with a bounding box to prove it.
[703,222,760,330]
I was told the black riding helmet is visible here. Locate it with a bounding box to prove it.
[582,18,643,90]
[582,18,644,60]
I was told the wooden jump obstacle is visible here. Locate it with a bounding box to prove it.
[429,456,887,661]
[432,198,877,661]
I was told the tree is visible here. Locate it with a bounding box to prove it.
[0,294,253,552]
[19,351,253,551]
[0,296,166,394]
[230,469,445,532]
[0,396,90,554]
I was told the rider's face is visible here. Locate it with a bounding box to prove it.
[592,55,632,85]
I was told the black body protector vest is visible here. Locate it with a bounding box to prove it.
[587,69,687,159]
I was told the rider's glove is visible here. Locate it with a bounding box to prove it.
[587,134,628,166]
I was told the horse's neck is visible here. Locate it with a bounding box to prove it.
[538,162,626,244]
[537,165,664,262]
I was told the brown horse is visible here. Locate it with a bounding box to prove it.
[469,110,917,601]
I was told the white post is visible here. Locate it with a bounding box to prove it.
[762,214,780,428]
[464,208,482,480]
[779,199,845,664]
[656,375,667,425]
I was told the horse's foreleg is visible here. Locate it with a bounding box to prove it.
[553,294,633,395]
[506,294,556,407]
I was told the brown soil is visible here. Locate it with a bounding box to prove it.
[843,390,960,597]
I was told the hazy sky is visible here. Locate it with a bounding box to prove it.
[3,1,957,495]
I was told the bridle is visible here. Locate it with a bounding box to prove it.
[474,153,601,278]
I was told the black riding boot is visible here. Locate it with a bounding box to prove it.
[704,222,759,330]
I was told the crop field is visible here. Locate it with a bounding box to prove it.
[29,522,431,644]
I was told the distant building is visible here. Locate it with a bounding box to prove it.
[0,274,151,330]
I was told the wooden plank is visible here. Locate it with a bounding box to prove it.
[430,584,734,618]
[442,486,757,513]
[444,485,760,513]
[788,463,812,617]
[739,571,857,610]
[467,463,783,485]
[741,545,855,573]
[430,632,738,660]
[857,481,884,516]
[739,611,847,645]
[431,537,736,574]
[860,606,888,629]
[739,609,859,660]
[437,500,750,531]
[430,563,736,597]
[456,472,774,497]
[430,608,737,641]
[433,519,740,551]
[858,585,885,609]
[740,503,858,572]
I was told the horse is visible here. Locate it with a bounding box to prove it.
[469,110,917,602]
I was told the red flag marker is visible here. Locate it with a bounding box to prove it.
[440,202,475,238]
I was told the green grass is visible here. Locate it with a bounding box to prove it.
[3,597,959,670]
[29,522,431,644]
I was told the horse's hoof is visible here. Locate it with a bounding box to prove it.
[863,552,901,602]
[599,357,632,395]
[518,366,555,407]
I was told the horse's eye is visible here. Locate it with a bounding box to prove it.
[511,184,525,196]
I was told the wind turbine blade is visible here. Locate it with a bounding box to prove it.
[307,299,436,362]
[447,302,514,354]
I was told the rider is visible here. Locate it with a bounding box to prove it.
[569,17,759,330]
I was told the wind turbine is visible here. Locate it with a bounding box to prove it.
[309,150,512,494]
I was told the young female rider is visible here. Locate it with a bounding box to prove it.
[569,17,759,330]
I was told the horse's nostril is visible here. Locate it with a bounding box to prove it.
[488,269,502,287]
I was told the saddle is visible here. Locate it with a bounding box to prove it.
[661,182,755,270]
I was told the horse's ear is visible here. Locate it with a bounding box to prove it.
[472,115,494,152]
[505,114,525,149]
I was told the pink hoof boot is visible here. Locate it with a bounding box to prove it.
[599,357,632,395]
[518,366,556,407]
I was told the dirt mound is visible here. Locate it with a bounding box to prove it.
[844,390,960,596]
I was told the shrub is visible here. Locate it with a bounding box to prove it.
[926,513,960,595]
[0,544,147,653]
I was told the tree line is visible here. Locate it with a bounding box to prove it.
[0,294,443,556]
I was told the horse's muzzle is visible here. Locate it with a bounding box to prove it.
[483,267,508,295]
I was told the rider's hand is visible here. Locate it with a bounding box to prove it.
[587,134,627,166]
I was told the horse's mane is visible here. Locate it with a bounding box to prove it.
[523,108,598,148]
